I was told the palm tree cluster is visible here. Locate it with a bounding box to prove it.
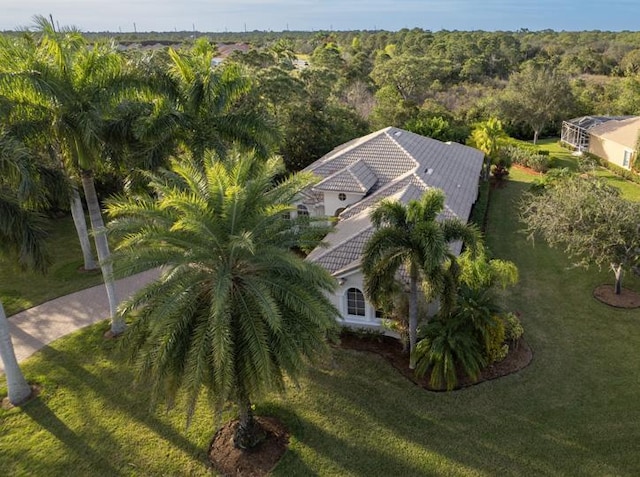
[0,17,340,449]
[362,189,521,389]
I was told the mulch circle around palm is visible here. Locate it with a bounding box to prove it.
[209,416,289,477]
[338,332,533,391]
[593,285,640,309]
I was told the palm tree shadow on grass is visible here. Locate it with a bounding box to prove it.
[263,403,428,476]
[33,344,204,462]
[21,399,121,477]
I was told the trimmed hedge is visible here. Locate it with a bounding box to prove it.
[469,179,490,231]
[499,144,552,173]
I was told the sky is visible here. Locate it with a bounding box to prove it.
[2,0,640,33]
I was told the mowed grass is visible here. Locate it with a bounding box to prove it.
[0,216,104,316]
[2,169,640,476]
[528,137,640,201]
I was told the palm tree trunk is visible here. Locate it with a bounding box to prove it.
[0,301,31,405]
[408,264,418,370]
[80,170,124,335]
[233,394,266,449]
[69,186,98,271]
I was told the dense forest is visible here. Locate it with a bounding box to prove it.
[3,26,640,192]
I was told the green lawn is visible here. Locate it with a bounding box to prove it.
[2,170,640,475]
[0,216,104,316]
[523,137,640,201]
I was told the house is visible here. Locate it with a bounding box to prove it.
[587,116,640,170]
[561,116,635,152]
[301,127,484,330]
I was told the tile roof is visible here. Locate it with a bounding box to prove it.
[314,159,377,193]
[589,116,640,148]
[306,127,484,276]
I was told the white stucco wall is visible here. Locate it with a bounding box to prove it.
[323,191,364,216]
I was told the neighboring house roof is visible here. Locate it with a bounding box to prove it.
[589,116,640,149]
[314,159,377,193]
[564,115,636,132]
[306,127,484,275]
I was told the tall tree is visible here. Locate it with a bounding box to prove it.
[522,175,640,295]
[498,63,575,144]
[139,42,276,165]
[362,189,480,369]
[0,130,50,406]
[0,17,136,335]
[106,151,339,449]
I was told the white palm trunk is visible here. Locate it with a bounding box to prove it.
[0,301,31,405]
[81,172,124,335]
[70,186,98,271]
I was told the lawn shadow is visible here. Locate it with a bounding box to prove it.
[34,344,206,464]
[265,403,428,477]
[21,398,121,476]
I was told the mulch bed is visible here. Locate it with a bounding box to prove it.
[338,333,533,391]
[593,284,640,309]
[209,416,289,477]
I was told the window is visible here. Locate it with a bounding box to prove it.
[623,150,632,168]
[338,192,347,201]
[347,288,366,316]
[282,211,290,220]
[297,204,309,217]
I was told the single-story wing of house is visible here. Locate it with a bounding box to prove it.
[587,116,640,170]
[560,116,635,152]
[299,126,485,330]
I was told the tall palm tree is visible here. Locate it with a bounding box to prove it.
[136,39,276,166]
[362,189,479,369]
[0,16,139,335]
[0,130,50,405]
[106,150,339,449]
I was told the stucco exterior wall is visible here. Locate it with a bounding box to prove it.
[589,135,634,169]
[323,191,364,217]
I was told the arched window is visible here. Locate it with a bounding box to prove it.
[297,204,309,217]
[346,288,366,316]
[338,192,347,201]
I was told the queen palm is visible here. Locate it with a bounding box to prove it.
[0,130,49,405]
[106,150,339,449]
[0,17,140,335]
[136,39,276,166]
[362,189,480,369]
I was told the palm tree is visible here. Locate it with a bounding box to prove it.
[362,189,480,369]
[469,118,508,180]
[136,39,276,166]
[0,16,140,335]
[106,150,339,449]
[0,131,50,405]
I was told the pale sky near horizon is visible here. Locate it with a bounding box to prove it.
[2,0,640,33]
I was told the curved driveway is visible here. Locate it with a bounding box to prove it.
[0,268,160,374]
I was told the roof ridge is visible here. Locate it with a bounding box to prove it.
[305,128,390,172]
[384,128,421,168]
[307,207,375,263]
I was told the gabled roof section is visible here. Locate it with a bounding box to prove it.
[589,116,640,149]
[314,159,377,194]
[305,127,484,276]
[304,127,418,191]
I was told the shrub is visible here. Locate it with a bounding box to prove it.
[484,316,507,364]
[469,180,490,230]
[502,312,524,344]
[414,315,486,391]
[499,144,552,173]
